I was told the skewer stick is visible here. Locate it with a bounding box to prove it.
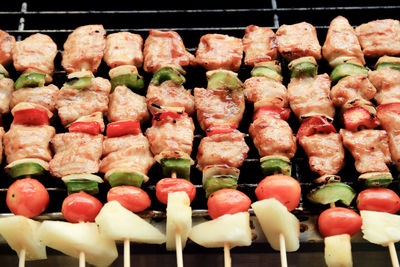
[124,238,131,267]
[79,251,85,267]
[18,249,25,267]
[171,171,177,179]
[279,233,288,267]
[330,202,336,208]
[224,242,231,267]
[389,242,400,267]
[175,232,183,267]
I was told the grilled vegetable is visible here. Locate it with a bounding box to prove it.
[64,70,94,90]
[330,62,368,82]
[375,55,400,71]
[251,61,283,82]
[62,173,104,195]
[207,70,243,91]
[156,178,196,205]
[357,188,400,214]
[297,116,336,139]
[69,121,102,135]
[14,72,46,90]
[205,124,236,136]
[13,108,50,126]
[61,191,103,223]
[343,105,379,131]
[289,57,318,78]
[207,188,251,219]
[109,65,144,92]
[95,200,166,244]
[260,156,292,177]
[106,171,145,188]
[307,182,356,206]
[106,120,141,138]
[358,172,393,188]
[203,176,238,198]
[107,186,151,213]
[0,64,9,79]
[318,207,362,237]
[253,106,291,121]
[202,165,240,188]
[5,158,49,179]
[160,157,192,180]
[151,65,186,86]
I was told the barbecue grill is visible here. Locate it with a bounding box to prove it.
[0,0,400,266]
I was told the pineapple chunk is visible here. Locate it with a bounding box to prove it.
[251,198,300,252]
[166,191,192,251]
[188,212,252,248]
[324,234,353,267]
[0,216,46,261]
[95,200,166,244]
[36,221,118,267]
[360,210,400,246]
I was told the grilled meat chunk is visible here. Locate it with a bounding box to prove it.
[244,76,288,108]
[104,31,143,68]
[0,30,15,66]
[368,68,400,105]
[0,77,13,114]
[10,84,59,113]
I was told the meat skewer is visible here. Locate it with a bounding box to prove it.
[0,30,15,118]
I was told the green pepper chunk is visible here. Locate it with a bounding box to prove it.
[376,62,400,71]
[107,172,145,187]
[160,158,191,180]
[290,62,318,78]
[307,182,356,206]
[330,62,368,82]
[151,67,186,86]
[260,158,292,177]
[14,73,46,90]
[359,172,393,188]
[204,176,238,198]
[6,162,46,179]
[111,73,144,93]
[207,71,243,91]
[64,77,93,90]
[251,66,282,81]
[65,180,99,195]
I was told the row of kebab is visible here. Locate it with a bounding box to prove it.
[0,14,399,267]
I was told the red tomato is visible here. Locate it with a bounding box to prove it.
[376,102,400,115]
[69,121,101,135]
[106,120,141,138]
[107,185,151,212]
[152,111,187,126]
[155,178,196,205]
[207,188,251,219]
[255,174,301,211]
[343,106,380,132]
[253,106,291,121]
[297,116,336,139]
[318,207,362,237]
[62,192,103,223]
[206,124,236,136]
[357,188,400,214]
[6,178,49,218]
[13,108,49,126]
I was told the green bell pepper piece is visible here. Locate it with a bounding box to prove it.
[251,66,282,81]
[307,182,356,206]
[360,173,393,188]
[290,62,318,78]
[111,73,144,93]
[14,73,46,90]
[204,176,238,198]
[65,180,99,195]
[6,162,46,179]
[260,158,292,177]
[160,158,191,180]
[330,62,368,82]
[207,71,243,91]
[151,67,186,86]
[376,62,400,71]
[107,172,145,188]
[64,77,93,90]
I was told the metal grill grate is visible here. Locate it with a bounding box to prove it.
[1,0,400,265]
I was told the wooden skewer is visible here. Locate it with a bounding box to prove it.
[279,233,288,267]
[18,249,25,267]
[79,251,85,267]
[124,238,131,267]
[389,242,400,267]
[224,242,231,267]
[175,232,184,267]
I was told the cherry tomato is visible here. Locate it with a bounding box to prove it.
[318,207,362,237]
[69,121,101,135]
[61,191,103,223]
[13,108,50,126]
[156,178,196,205]
[206,124,236,136]
[255,174,301,211]
[253,106,291,121]
[6,178,49,218]
[297,116,336,139]
[106,120,141,138]
[107,185,151,212]
[207,188,251,219]
[357,188,400,214]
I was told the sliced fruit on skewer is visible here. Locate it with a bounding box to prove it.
[0,215,47,266]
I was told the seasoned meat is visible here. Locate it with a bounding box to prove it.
[276,22,321,62]
[3,124,55,164]
[322,16,365,66]
[0,30,15,66]
[56,77,111,126]
[50,132,103,177]
[368,68,400,105]
[0,127,4,163]
[100,133,155,175]
[288,74,335,120]
[13,33,57,77]
[145,112,195,157]
[107,85,149,124]
[61,25,106,74]
[244,76,288,108]
[330,74,376,108]
[242,25,278,66]
[355,19,400,58]
[10,84,59,113]
[376,106,400,171]
[249,115,297,159]
[196,130,249,171]
[299,133,345,176]
[104,31,143,68]
[143,29,195,73]
[194,87,245,131]
[195,33,243,71]
[0,77,13,114]
[340,129,391,173]
[146,80,195,116]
